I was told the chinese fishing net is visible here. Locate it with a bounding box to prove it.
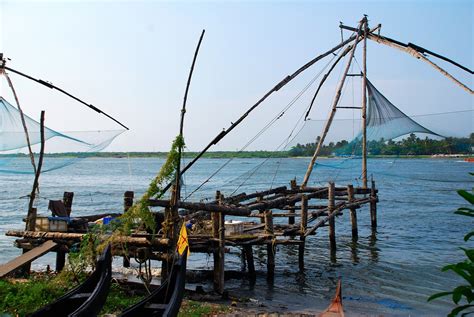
[0,96,124,174]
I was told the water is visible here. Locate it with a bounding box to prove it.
[0,157,472,316]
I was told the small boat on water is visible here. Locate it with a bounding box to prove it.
[29,244,112,317]
[319,279,344,317]
[119,248,188,317]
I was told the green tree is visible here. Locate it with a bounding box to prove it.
[428,174,474,316]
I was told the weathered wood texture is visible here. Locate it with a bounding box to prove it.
[0,240,57,278]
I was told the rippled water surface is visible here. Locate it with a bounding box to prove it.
[0,157,471,316]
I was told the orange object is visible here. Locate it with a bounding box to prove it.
[320,279,345,317]
[464,157,474,162]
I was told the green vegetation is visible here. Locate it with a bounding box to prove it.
[178,300,230,317]
[0,276,229,316]
[3,134,471,159]
[428,173,474,316]
[289,133,473,157]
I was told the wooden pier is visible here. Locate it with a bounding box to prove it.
[5,179,378,294]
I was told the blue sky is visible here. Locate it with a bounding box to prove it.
[0,0,472,151]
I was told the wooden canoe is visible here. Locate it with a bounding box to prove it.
[319,279,344,317]
[119,248,188,317]
[29,244,112,317]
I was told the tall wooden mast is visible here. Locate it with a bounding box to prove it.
[301,19,364,188]
[361,16,368,189]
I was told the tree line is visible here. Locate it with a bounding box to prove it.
[288,133,473,157]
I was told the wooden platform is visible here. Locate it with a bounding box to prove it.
[0,240,57,278]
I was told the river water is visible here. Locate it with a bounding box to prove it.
[0,157,471,316]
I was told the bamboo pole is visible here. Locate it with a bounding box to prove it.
[361,16,368,188]
[6,230,169,246]
[301,20,364,188]
[4,72,37,175]
[365,33,473,94]
[26,111,45,232]
[174,29,206,201]
[299,195,308,271]
[162,30,370,194]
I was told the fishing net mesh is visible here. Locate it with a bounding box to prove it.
[0,97,124,174]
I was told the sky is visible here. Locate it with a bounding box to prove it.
[0,0,472,152]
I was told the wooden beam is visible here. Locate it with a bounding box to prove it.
[149,199,251,216]
[0,240,57,278]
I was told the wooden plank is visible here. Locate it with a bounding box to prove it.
[0,240,58,277]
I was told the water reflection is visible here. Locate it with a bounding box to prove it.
[350,240,360,264]
[369,230,379,263]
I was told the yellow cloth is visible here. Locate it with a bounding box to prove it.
[177,222,190,256]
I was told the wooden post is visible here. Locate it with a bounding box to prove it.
[265,210,275,281]
[26,111,45,232]
[328,182,336,252]
[243,245,256,280]
[213,192,225,294]
[123,191,134,212]
[370,179,377,230]
[299,195,308,271]
[62,192,74,216]
[257,196,264,224]
[162,185,180,281]
[123,191,134,268]
[361,16,368,189]
[347,185,358,241]
[56,250,66,272]
[288,179,297,225]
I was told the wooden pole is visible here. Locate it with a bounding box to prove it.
[162,185,179,281]
[366,34,473,94]
[265,210,275,281]
[361,16,368,189]
[26,111,45,232]
[62,192,74,216]
[328,182,336,252]
[123,191,134,268]
[370,179,377,230]
[174,29,206,201]
[56,249,66,272]
[288,179,297,225]
[161,30,368,195]
[243,245,255,280]
[299,195,308,271]
[301,20,363,188]
[4,72,37,175]
[214,192,225,294]
[347,185,358,241]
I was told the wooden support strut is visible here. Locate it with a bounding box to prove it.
[213,192,225,294]
[122,191,134,268]
[301,20,364,188]
[265,210,275,282]
[347,185,358,241]
[299,195,308,271]
[370,179,378,230]
[6,231,169,247]
[328,182,336,252]
[288,180,297,225]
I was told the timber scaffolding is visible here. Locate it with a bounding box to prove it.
[6,179,378,294]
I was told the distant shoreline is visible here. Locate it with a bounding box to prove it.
[1,152,471,159]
